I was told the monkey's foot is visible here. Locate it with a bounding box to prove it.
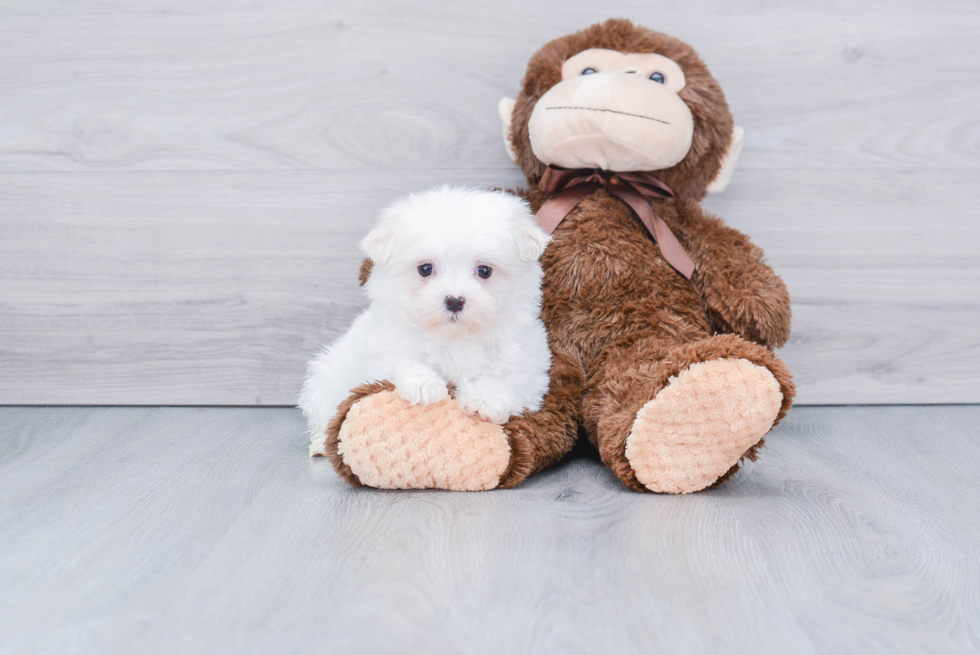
[320,382,511,491]
[625,358,782,494]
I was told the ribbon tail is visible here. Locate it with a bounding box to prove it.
[650,214,696,279]
[610,187,696,280]
[535,184,596,235]
[617,172,674,199]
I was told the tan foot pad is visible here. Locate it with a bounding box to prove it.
[625,358,782,494]
[337,391,511,491]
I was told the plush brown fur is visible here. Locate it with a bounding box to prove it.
[357,258,373,287]
[484,19,795,491]
[329,19,794,493]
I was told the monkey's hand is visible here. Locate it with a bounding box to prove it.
[696,260,792,348]
[677,202,792,349]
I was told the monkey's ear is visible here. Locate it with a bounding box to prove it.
[359,221,396,264]
[498,97,518,163]
[706,126,744,194]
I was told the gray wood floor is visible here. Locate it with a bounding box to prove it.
[2,0,979,406]
[1,405,978,654]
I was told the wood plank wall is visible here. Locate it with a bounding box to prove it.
[1,1,978,405]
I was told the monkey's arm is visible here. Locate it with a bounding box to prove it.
[675,200,792,349]
[499,343,585,487]
[358,258,373,285]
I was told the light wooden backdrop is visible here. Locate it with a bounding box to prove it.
[1,0,978,405]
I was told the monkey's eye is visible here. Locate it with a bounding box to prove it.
[418,263,433,277]
[581,67,597,75]
[476,265,492,279]
[649,72,665,83]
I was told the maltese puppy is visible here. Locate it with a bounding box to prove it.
[300,186,552,457]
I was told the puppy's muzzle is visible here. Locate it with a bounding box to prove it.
[445,296,465,314]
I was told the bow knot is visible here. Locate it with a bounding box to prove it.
[535,166,696,279]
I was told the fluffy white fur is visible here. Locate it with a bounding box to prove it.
[300,186,552,457]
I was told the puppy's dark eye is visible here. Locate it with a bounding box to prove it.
[418,263,433,277]
[581,67,597,75]
[649,72,665,83]
[476,265,492,279]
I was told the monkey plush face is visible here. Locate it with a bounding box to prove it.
[528,49,694,172]
[500,19,744,199]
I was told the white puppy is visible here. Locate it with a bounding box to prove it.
[300,186,552,457]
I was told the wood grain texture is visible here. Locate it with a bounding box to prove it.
[1,0,978,405]
[1,405,979,654]
[2,168,977,405]
[0,0,976,172]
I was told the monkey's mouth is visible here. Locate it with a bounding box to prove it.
[545,106,671,125]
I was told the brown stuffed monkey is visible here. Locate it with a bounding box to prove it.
[317,19,795,494]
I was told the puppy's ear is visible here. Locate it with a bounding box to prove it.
[359,221,396,265]
[515,218,551,262]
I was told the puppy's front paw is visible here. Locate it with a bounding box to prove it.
[458,396,514,424]
[456,381,520,424]
[397,373,450,406]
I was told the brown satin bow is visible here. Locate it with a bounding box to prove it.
[535,166,696,279]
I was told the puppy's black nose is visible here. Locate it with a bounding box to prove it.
[445,296,465,313]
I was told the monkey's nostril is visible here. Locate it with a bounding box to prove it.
[445,296,465,313]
